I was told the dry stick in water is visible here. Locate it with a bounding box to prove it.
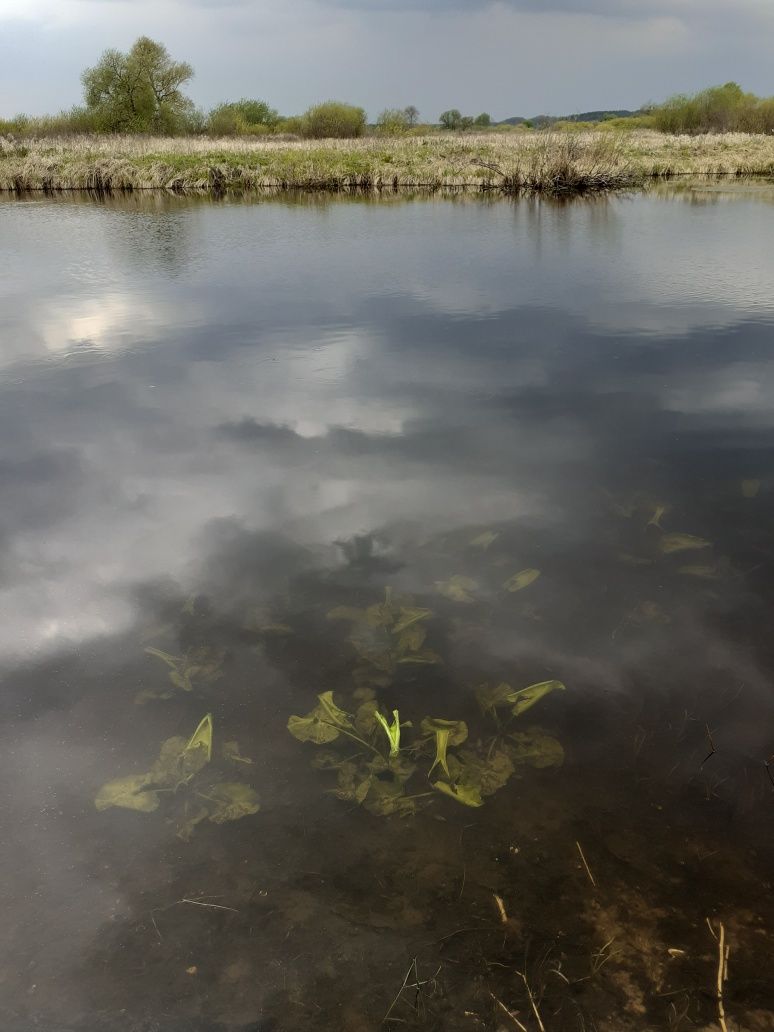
[489,992,528,1031]
[517,971,546,1032]
[576,840,597,889]
[706,919,730,1032]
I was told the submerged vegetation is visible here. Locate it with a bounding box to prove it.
[95,713,260,839]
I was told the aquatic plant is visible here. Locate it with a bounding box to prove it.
[95,714,260,839]
[140,644,224,700]
[327,588,440,690]
[287,683,565,815]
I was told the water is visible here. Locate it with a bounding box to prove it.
[1,185,774,1032]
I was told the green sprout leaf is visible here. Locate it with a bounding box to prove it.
[421,718,468,777]
[503,568,541,592]
[185,713,213,764]
[375,709,403,757]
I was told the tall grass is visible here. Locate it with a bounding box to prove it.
[2,130,774,195]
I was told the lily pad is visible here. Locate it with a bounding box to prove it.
[503,569,541,593]
[435,575,478,603]
[659,533,711,555]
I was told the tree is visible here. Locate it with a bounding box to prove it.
[439,109,462,130]
[81,36,194,133]
[302,101,367,139]
[474,112,492,127]
[404,105,420,127]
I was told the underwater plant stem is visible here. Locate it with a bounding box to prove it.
[576,840,597,889]
[710,920,730,1032]
[517,971,546,1032]
[320,720,383,758]
[489,992,528,1031]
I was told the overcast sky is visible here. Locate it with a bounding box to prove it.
[1,0,773,120]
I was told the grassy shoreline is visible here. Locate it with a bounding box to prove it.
[3,130,774,195]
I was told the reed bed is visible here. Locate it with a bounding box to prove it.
[2,130,774,195]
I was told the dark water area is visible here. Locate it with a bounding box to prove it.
[1,185,773,1032]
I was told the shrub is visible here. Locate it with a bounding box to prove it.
[207,98,279,136]
[302,101,366,139]
[653,82,774,134]
[375,108,410,136]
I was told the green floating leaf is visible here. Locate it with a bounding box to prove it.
[435,575,478,603]
[470,531,499,550]
[432,780,483,808]
[742,479,761,499]
[95,774,160,813]
[510,680,565,718]
[503,568,541,593]
[508,730,565,769]
[659,533,711,555]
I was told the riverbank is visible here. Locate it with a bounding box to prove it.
[2,130,774,195]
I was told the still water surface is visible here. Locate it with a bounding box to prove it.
[1,186,773,1031]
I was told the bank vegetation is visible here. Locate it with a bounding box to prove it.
[2,131,774,196]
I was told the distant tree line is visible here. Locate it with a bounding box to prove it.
[0,37,499,139]
[4,38,772,140]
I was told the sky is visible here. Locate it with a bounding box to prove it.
[1,0,773,120]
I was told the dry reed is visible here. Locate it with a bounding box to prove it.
[2,130,774,195]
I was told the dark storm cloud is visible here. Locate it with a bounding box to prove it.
[327,0,653,13]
